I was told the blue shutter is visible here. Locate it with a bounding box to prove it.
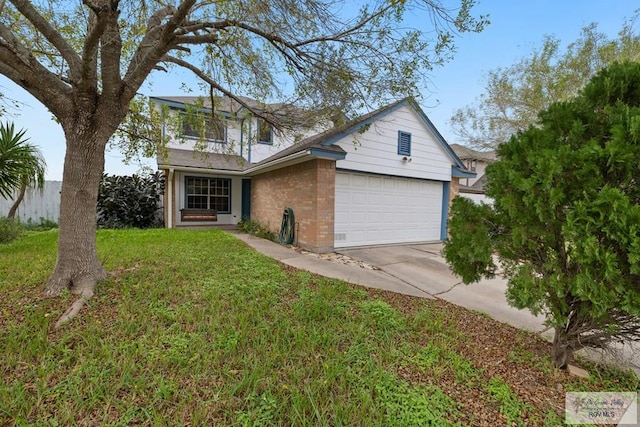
[398,131,411,156]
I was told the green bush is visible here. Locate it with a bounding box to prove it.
[238,219,277,242]
[0,217,23,243]
[97,173,164,229]
[444,62,640,369]
[23,217,58,231]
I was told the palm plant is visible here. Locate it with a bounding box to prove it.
[0,122,46,218]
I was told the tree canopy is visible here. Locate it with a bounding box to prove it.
[449,16,640,149]
[0,0,487,325]
[0,122,45,201]
[444,62,640,369]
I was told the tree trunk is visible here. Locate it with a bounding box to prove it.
[552,326,572,369]
[7,182,26,219]
[43,126,108,297]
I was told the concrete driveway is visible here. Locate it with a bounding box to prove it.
[337,243,548,334]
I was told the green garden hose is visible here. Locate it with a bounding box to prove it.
[278,207,295,245]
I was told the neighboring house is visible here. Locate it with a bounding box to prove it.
[156,96,474,252]
[450,144,496,205]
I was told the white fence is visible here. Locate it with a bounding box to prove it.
[0,181,62,223]
[459,191,493,206]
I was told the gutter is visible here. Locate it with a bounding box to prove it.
[451,165,477,179]
[157,164,247,176]
[248,119,252,163]
[239,118,245,158]
[159,146,345,178]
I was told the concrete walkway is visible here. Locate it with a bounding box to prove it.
[234,234,434,298]
[233,233,640,378]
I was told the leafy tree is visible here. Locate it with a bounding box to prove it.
[0,0,487,316]
[450,16,640,149]
[444,62,640,369]
[0,122,46,218]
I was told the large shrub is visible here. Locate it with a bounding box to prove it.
[0,216,23,243]
[97,173,164,229]
[445,62,640,369]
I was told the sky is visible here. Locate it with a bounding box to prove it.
[0,0,638,181]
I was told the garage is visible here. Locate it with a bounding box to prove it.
[334,171,444,248]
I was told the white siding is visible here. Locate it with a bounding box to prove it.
[0,181,61,222]
[335,105,453,181]
[247,124,327,163]
[163,113,327,164]
[172,172,243,226]
[249,139,289,163]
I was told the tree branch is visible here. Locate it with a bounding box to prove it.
[78,0,107,91]
[175,21,217,35]
[162,55,277,127]
[8,0,81,81]
[122,0,196,102]
[0,31,71,117]
[99,1,123,100]
[173,33,219,45]
[293,2,395,47]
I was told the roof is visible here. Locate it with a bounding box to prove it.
[459,174,488,194]
[472,174,488,190]
[157,149,248,172]
[256,98,468,170]
[450,144,496,162]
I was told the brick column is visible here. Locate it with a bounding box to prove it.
[449,177,460,207]
[251,158,336,253]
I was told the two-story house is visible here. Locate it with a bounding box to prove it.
[156,96,474,252]
[450,144,496,204]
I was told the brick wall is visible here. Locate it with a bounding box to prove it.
[449,177,460,207]
[251,159,336,253]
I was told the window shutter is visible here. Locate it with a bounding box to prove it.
[398,131,411,156]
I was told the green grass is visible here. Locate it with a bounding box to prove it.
[485,376,532,426]
[1,229,638,425]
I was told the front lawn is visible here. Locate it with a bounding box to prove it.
[1,229,637,425]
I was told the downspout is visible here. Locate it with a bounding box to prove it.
[240,118,245,159]
[440,181,450,240]
[167,168,175,229]
[248,119,252,163]
[160,113,176,229]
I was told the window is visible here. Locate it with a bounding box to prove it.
[181,113,226,142]
[257,118,273,144]
[185,177,231,213]
[469,159,477,172]
[397,131,411,156]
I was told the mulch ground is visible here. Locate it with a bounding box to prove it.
[381,290,634,426]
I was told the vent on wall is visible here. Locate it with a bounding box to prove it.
[334,233,347,241]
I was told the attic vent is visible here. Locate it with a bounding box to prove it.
[397,131,412,156]
[334,233,347,241]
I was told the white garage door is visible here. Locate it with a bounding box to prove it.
[334,171,444,248]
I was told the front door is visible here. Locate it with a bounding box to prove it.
[241,179,251,221]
